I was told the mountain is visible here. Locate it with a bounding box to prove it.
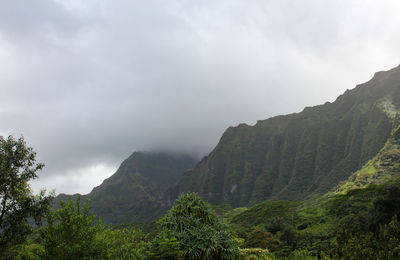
[54,65,400,226]
[54,152,197,224]
[170,65,400,207]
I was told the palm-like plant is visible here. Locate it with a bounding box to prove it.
[159,193,239,260]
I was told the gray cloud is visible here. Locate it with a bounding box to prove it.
[1,0,400,194]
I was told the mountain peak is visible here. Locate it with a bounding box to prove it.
[54,151,197,224]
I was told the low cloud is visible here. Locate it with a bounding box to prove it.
[1,0,400,194]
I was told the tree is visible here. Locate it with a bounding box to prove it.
[0,135,53,255]
[40,197,108,259]
[159,193,239,260]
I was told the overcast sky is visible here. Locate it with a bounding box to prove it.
[1,0,400,195]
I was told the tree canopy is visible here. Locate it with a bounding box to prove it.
[40,197,108,259]
[0,135,53,256]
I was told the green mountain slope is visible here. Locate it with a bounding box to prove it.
[227,118,400,258]
[54,152,197,224]
[170,65,400,207]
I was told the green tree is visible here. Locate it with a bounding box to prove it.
[159,193,239,260]
[0,135,53,256]
[40,197,107,259]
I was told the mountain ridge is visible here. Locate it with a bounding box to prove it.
[168,65,400,207]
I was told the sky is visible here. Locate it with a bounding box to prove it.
[1,0,400,195]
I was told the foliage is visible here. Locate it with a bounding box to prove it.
[0,135,53,256]
[104,228,147,260]
[289,249,319,260]
[40,197,108,259]
[112,219,158,238]
[239,248,273,260]
[244,227,278,251]
[226,177,400,258]
[8,237,44,260]
[334,232,377,259]
[146,228,183,259]
[378,216,400,259]
[159,193,240,259]
[370,184,400,230]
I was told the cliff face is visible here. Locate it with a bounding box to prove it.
[170,65,400,207]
